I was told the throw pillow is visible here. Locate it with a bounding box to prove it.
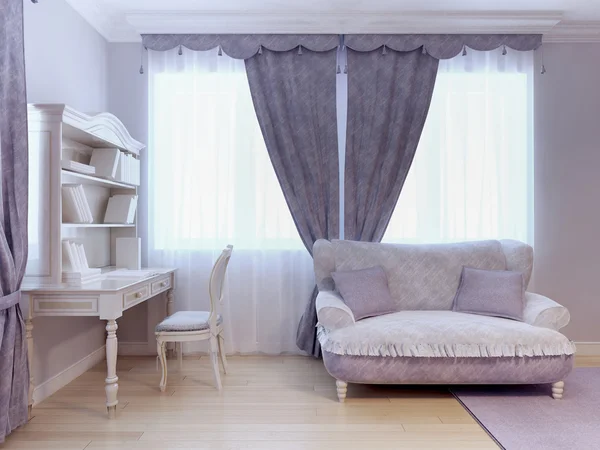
[453,266,525,321]
[331,266,396,321]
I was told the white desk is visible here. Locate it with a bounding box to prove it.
[22,267,177,418]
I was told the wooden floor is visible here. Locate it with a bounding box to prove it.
[3,355,598,450]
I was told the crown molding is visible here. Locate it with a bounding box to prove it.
[543,21,600,43]
[125,11,562,38]
[64,0,114,41]
[60,1,600,44]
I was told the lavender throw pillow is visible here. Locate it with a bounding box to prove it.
[331,266,396,321]
[453,267,525,321]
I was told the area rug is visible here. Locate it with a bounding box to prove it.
[451,368,600,450]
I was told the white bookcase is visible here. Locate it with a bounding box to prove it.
[26,104,145,285]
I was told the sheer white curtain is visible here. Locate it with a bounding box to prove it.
[148,48,314,354]
[384,48,534,244]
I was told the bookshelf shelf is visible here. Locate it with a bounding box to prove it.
[62,223,135,228]
[26,104,145,285]
[61,169,137,190]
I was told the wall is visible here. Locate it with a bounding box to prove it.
[23,0,108,391]
[107,43,153,346]
[24,0,108,112]
[534,43,600,344]
[107,42,600,349]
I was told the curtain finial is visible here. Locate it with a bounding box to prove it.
[217,45,223,56]
[139,43,145,75]
[298,45,303,55]
[178,45,183,56]
[502,45,507,56]
[462,45,467,56]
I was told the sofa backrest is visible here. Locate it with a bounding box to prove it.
[313,239,533,311]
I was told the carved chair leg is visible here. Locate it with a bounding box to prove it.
[552,381,564,399]
[157,339,168,392]
[336,380,348,403]
[209,336,222,391]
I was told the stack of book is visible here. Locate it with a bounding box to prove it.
[61,160,96,175]
[90,148,140,186]
[104,194,138,224]
[62,184,93,223]
[62,240,102,285]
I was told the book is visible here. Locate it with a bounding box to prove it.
[104,194,138,224]
[77,185,94,223]
[90,148,120,180]
[116,238,141,270]
[62,240,77,271]
[61,186,82,223]
[61,160,96,175]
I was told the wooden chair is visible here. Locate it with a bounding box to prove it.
[155,245,233,391]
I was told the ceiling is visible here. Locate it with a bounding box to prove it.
[65,0,600,42]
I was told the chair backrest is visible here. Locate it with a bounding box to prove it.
[208,245,233,318]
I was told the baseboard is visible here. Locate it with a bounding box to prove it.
[33,345,105,405]
[575,342,600,356]
[119,341,156,356]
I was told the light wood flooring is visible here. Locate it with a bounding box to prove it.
[3,355,598,450]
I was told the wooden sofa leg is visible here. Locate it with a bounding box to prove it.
[336,380,348,403]
[552,381,564,399]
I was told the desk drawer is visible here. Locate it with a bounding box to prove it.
[151,276,171,294]
[123,285,150,310]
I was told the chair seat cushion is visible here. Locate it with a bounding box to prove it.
[317,310,575,358]
[155,311,223,332]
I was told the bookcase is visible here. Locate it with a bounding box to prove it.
[25,104,145,285]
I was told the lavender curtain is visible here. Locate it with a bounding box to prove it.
[244,48,339,356]
[0,0,30,442]
[344,48,439,242]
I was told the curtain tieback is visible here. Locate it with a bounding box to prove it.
[0,290,21,310]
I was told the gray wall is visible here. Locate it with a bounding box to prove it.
[106,42,600,346]
[107,44,151,344]
[23,0,108,386]
[533,43,600,342]
[22,9,600,387]
[24,0,107,112]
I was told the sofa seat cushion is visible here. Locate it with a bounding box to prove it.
[322,351,574,385]
[317,310,575,358]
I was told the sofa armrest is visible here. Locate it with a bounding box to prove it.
[523,292,570,331]
[316,291,355,330]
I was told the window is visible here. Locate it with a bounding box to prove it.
[384,49,534,244]
[149,53,302,251]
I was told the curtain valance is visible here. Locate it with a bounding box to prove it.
[344,34,542,59]
[142,34,340,59]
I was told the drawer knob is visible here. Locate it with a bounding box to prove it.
[161,282,167,287]
[135,292,143,299]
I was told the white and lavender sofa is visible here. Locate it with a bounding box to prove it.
[314,239,576,402]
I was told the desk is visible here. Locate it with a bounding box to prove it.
[22,267,177,418]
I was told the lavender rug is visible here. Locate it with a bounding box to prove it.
[451,368,600,450]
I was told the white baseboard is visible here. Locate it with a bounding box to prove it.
[119,341,156,356]
[33,345,105,405]
[575,342,600,356]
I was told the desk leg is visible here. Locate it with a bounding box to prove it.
[105,319,119,418]
[166,289,175,358]
[26,310,34,420]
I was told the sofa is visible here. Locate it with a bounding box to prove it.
[314,239,576,402]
